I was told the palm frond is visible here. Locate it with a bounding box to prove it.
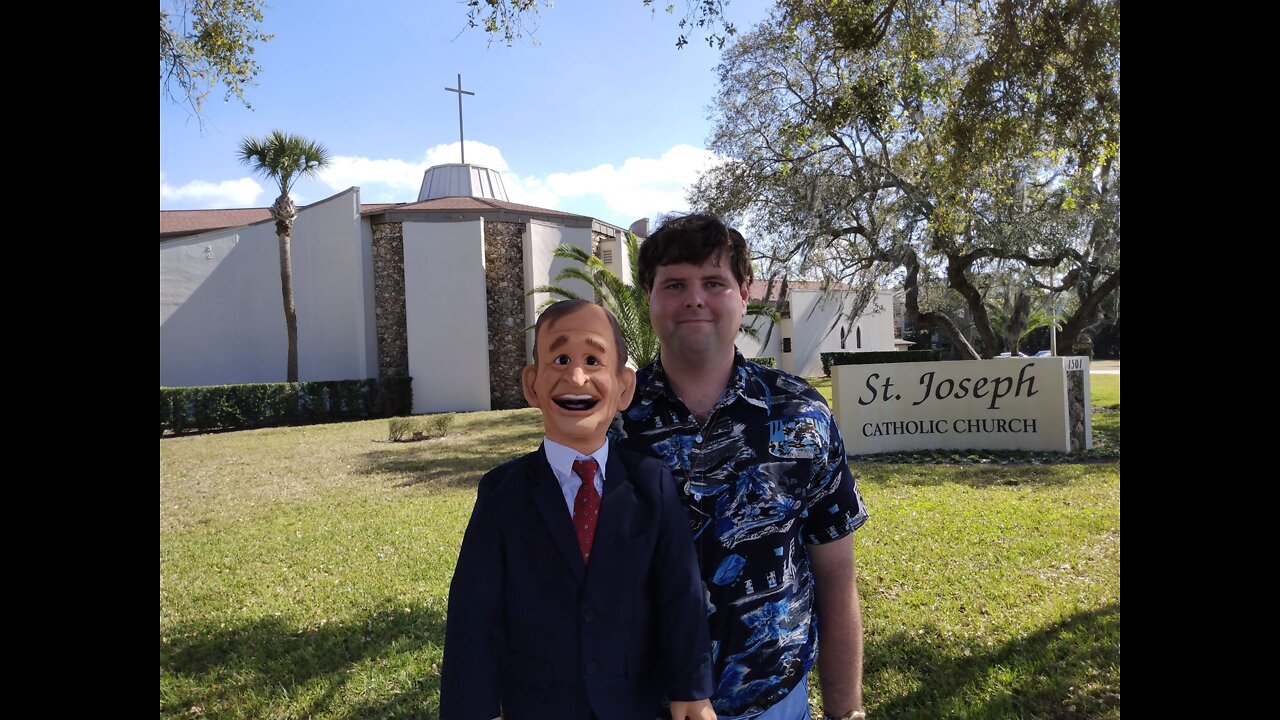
[526,284,588,302]
[237,129,332,196]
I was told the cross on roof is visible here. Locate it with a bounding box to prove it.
[444,74,476,164]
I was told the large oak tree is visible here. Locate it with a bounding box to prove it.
[692,0,1119,358]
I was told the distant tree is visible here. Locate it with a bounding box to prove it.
[160,0,273,116]
[692,1,1119,359]
[237,130,332,382]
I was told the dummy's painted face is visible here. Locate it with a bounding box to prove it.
[522,305,636,455]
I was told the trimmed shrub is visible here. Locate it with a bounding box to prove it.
[426,413,456,438]
[161,376,413,434]
[748,356,777,368]
[388,417,417,441]
[820,349,945,376]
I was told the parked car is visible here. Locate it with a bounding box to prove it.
[1034,350,1052,357]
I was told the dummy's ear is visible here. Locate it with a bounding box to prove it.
[617,366,636,409]
[521,364,539,408]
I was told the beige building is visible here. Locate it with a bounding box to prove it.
[736,281,902,377]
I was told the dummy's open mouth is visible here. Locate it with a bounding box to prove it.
[553,394,599,411]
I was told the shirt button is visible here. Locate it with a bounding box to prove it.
[586,661,598,675]
[583,608,595,622]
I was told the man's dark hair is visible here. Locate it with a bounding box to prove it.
[532,299,629,371]
[637,213,752,292]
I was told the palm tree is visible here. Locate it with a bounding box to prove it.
[529,232,778,368]
[238,130,331,382]
[990,289,1062,355]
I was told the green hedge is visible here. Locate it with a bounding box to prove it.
[161,377,413,434]
[820,349,944,376]
[748,356,777,368]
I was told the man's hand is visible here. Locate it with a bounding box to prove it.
[670,699,717,720]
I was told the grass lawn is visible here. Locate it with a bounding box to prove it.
[161,384,1119,719]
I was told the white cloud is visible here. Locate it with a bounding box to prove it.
[320,141,515,203]
[422,141,509,171]
[161,142,722,222]
[319,156,423,200]
[159,172,263,208]
[541,144,723,222]
[319,141,720,221]
[502,174,564,211]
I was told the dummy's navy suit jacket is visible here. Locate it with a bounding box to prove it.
[440,443,713,720]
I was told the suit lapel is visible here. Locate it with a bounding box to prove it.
[590,450,639,572]
[528,445,587,584]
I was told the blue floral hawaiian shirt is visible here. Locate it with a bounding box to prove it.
[612,350,868,717]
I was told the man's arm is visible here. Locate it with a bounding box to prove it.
[809,534,863,717]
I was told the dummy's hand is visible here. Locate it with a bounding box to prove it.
[670,699,716,720]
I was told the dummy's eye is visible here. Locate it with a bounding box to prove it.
[552,355,570,366]
[585,356,602,366]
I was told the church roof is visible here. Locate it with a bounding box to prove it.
[160,208,272,239]
[749,279,855,301]
[418,163,509,202]
[161,203,403,240]
[161,163,597,241]
[373,195,588,219]
[161,198,592,241]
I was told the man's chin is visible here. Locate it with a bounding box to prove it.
[545,415,609,448]
[667,335,728,358]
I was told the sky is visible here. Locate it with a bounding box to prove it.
[160,0,774,229]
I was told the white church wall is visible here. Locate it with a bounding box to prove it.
[292,190,374,381]
[403,219,492,413]
[160,188,368,387]
[595,226,634,287]
[859,290,898,352]
[524,221,593,361]
[787,288,898,377]
[787,290,849,377]
[732,288,899,378]
[735,315,782,364]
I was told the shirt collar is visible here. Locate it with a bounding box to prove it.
[639,348,756,409]
[542,437,609,481]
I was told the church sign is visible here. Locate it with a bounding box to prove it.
[831,357,1092,455]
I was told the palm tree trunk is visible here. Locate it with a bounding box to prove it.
[271,194,300,382]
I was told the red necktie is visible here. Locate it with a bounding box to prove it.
[572,458,601,565]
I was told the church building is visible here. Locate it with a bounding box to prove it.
[161,163,616,413]
[161,164,902,412]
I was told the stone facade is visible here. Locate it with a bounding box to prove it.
[1067,370,1086,451]
[485,221,527,410]
[371,222,410,379]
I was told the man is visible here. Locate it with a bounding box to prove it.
[613,214,869,720]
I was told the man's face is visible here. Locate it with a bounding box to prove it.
[522,305,636,454]
[646,253,749,361]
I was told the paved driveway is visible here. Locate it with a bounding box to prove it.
[1091,359,1120,375]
